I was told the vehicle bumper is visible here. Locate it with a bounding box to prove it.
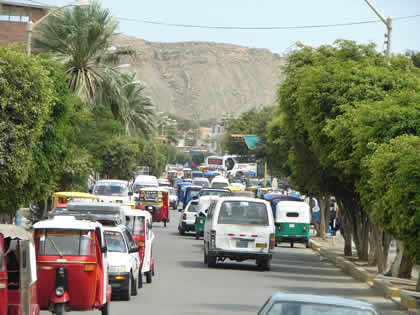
[276,235,309,243]
[208,249,272,260]
[181,221,195,231]
[109,272,130,294]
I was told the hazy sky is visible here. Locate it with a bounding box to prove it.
[17,0,420,54]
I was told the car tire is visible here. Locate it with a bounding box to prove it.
[305,240,311,248]
[258,258,271,271]
[131,272,138,296]
[290,242,294,248]
[121,273,131,301]
[146,271,152,284]
[178,227,185,236]
[207,254,216,268]
[195,233,199,240]
[101,302,109,315]
[138,270,143,289]
[152,263,155,277]
[204,250,208,264]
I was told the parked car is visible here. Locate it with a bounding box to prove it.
[257,293,380,315]
[104,225,140,301]
[178,200,201,235]
[203,197,275,270]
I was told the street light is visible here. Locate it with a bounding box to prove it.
[364,0,392,64]
[26,0,90,56]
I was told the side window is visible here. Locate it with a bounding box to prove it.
[123,229,136,248]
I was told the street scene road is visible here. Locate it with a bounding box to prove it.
[45,210,406,315]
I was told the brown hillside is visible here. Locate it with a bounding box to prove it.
[114,34,285,119]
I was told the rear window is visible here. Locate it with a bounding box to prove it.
[286,212,299,217]
[211,182,229,189]
[187,203,200,213]
[125,216,145,236]
[217,201,269,225]
[200,190,232,197]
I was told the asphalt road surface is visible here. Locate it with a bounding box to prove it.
[42,210,407,315]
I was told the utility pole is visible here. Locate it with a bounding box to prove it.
[363,0,392,64]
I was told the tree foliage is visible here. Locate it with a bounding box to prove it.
[0,46,54,214]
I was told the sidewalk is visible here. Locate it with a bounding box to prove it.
[310,233,420,314]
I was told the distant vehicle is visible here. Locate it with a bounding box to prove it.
[194,195,220,240]
[92,179,132,204]
[205,155,237,172]
[164,187,178,209]
[178,200,200,235]
[134,166,150,176]
[135,187,170,227]
[158,179,171,187]
[192,177,210,188]
[199,188,232,198]
[132,175,159,192]
[103,225,140,300]
[51,192,99,210]
[210,176,230,189]
[203,197,275,270]
[191,171,204,179]
[183,168,192,179]
[257,293,380,315]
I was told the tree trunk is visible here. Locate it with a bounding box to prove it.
[398,249,413,279]
[318,196,328,239]
[339,201,352,257]
[368,223,377,267]
[371,223,388,273]
[416,276,420,292]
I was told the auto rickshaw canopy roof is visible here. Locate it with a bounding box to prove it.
[124,209,152,220]
[0,224,33,241]
[224,186,242,191]
[53,191,99,200]
[139,187,169,193]
[34,215,102,230]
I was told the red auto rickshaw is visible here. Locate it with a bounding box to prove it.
[124,209,155,286]
[0,224,40,315]
[135,187,169,227]
[33,216,111,315]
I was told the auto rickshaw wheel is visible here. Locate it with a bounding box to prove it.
[152,263,155,276]
[290,242,294,248]
[204,250,208,264]
[120,273,131,301]
[146,271,152,283]
[305,240,311,248]
[178,227,185,236]
[138,271,143,288]
[54,303,65,315]
[101,302,109,315]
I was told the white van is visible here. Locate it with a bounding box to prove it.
[203,197,275,270]
[210,176,230,189]
[132,175,159,193]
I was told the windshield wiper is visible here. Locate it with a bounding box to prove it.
[48,239,63,257]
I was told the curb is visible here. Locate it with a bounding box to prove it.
[309,239,419,313]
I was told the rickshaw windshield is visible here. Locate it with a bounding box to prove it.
[125,216,145,236]
[139,190,161,201]
[35,229,95,256]
[94,183,128,196]
[104,231,127,252]
[218,201,269,226]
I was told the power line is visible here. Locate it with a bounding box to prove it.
[117,14,420,30]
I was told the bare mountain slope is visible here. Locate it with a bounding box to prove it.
[114,34,285,119]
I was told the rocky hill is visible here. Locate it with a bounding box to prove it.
[114,34,285,119]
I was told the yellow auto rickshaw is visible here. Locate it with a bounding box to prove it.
[51,191,99,210]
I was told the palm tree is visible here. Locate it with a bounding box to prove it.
[34,1,133,107]
[98,71,155,137]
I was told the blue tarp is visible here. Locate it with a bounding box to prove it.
[244,136,260,149]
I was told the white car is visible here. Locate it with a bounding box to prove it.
[204,197,275,270]
[178,200,201,235]
[104,225,140,300]
[166,187,178,209]
[92,179,132,204]
[210,176,230,189]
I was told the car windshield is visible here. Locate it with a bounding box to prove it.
[94,182,127,196]
[200,190,232,197]
[35,229,95,256]
[218,201,269,225]
[104,231,127,253]
[211,182,229,189]
[187,203,200,212]
[125,216,145,236]
[266,302,375,315]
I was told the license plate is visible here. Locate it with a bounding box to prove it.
[289,224,295,228]
[256,243,267,248]
[236,241,248,248]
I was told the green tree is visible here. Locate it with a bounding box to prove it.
[34,1,133,105]
[0,46,54,216]
[101,136,140,179]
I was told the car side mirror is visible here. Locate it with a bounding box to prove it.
[101,246,107,254]
[129,246,139,253]
[128,191,133,196]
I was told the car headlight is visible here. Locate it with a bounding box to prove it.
[109,265,127,273]
[55,286,65,297]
